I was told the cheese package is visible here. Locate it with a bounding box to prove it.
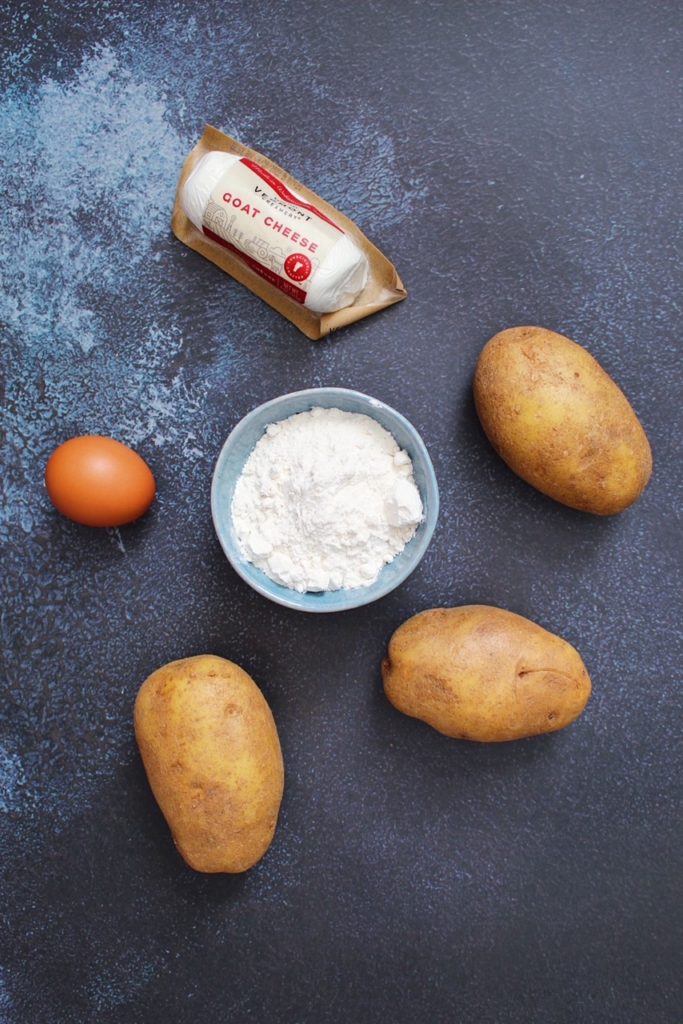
[172,126,406,339]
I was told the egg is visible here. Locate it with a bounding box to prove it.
[45,436,156,527]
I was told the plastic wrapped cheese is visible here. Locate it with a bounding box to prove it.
[182,152,369,314]
[172,126,407,340]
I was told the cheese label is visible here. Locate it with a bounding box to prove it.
[204,158,342,304]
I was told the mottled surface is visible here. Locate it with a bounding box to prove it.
[1,1,681,1021]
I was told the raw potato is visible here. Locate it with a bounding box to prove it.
[382,606,591,742]
[134,655,284,873]
[473,326,652,514]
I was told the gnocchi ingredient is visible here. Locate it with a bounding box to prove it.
[382,605,591,742]
[231,407,423,593]
[134,655,284,873]
[45,435,156,527]
[473,326,652,515]
[182,151,369,314]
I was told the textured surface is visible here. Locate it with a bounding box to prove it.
[1,1,681,1021]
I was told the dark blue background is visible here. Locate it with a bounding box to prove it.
[2,1,681,1021]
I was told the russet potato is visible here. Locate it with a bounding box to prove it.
[473,326,652,514]
[382,606,591,742]
[134,654,284,873]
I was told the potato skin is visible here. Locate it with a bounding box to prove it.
[382,606,591,742]
[134,655,284,873]
[473,326,652,514]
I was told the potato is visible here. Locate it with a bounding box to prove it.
[473,326,652,514]
[382,606,591,742]
[134,654,284,873]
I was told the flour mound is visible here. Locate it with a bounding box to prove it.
[231,407,423,593]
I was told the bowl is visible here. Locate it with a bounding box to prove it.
[211,387,439,612]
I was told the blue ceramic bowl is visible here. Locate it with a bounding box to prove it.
[211,388,439,612]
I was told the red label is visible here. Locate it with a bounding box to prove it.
[284,253,312,282]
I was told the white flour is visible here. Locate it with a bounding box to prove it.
[231,407,423,592]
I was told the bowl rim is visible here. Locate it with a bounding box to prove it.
[210,387,439,612]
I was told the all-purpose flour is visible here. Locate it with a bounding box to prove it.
[231,407,424,592]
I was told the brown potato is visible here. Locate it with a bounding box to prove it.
[134,654,284,873]
[382,606,591,742]
[473,326,652,514]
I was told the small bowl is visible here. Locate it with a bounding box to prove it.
[211,387,439,612]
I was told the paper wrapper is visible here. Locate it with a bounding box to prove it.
[171,125,407,340]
